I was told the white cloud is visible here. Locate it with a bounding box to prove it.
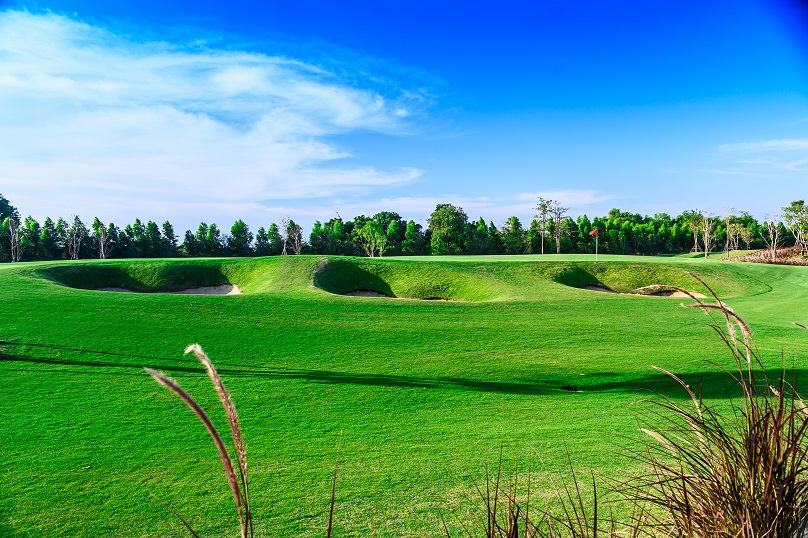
[0,10,423,229]
[710,138,808,179]
[511,190,621,206]
[719,139,808,153]
[270,190,624,230]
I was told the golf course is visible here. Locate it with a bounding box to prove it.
[1,254,807,537]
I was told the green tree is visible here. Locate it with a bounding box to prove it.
[385,220,404,255]
[308,220,327,254]
[161,221,178,257]
[268,223,283,255]
[782,200,808,256]
[500,216,526,254]
[0,193,18,223]
[352,220,387,257]
[254,227,270,256]
[281,218,303,255]
[194,223,209,256]
[37,217,58,260]
[550,201,570,254]
[401,220,425,255]
[227,220,254,257]
[145,221,163,257]
[17,216,40,261]
[206,223,223,256]
[67,216,87,260]
[182,230,200,257]
[534,197,552,254]
[91,217,111,259]
[427,204,468,255]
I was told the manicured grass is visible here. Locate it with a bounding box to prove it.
[1,254,807,536]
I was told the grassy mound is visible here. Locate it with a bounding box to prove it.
[34,255,767,301]
[38,260,232,293]
[543,261,763,297]
[313,258,506,301]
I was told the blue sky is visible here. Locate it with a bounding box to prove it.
[1,0,807,233]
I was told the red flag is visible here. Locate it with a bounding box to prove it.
[589,229,598,236]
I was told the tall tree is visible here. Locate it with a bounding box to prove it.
[194,223,209,256]
[254,227,270,256]
[308,220,327,254]
[354,220,387,257]
[92,217,111,259]
[145,221,163,257]
[205,223,223,256]
[701,211,715,258]
[67,215,86,260]
[132,218,147,257]
[268,223,283,255]
[161,221,178,257]
[281,218,303,255]
[105,223,121,258]
[763,213,782,262]
[227,220,254,257]
[3,216,21,262]
[18,216,40,261]
[427,204,468,255]
[782,200,808,256]
[534,197,552,254]
[501,216,526,254]
[0,194,18,223]
[182,230,199,257]
[681,210,702,253]
[401,220,425,255]
[550,200,570,254]
[37,217,58,260]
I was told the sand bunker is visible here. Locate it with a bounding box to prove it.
[343,289,394,297]
[633,285,706,298]
[581,284,705,298]
[583,285,617,293]
[95,285,241,295]
[342,289,459,301]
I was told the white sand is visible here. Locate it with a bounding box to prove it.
[582,283,706,298]
[96,287,132,293]
[583,285,616,293]
[169,285,241,295]
[95,284,241,295]
[344,289,393,297]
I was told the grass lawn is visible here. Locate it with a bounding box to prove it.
[1,254,807,536]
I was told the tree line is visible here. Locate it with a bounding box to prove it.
[1,193,806,262]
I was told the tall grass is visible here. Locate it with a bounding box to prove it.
[146,345,341,537]
[146,345,251,538]
[445,277,808,538]
[627,282,808,537]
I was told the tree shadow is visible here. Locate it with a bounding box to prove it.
[1,340,798,400]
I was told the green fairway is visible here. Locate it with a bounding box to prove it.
[1,255,807,537]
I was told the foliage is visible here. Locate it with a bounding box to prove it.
[428,204,469,255]
[0,199,791,263]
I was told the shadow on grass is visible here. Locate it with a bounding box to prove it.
[1,340,795,399]
[314,259,395,297]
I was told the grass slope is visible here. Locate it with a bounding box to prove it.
[0,255,807,537]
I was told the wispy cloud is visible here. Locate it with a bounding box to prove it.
[0,10,426,228]
[718,139,808,153]
[511,190,622,206]
[271,190,624,227]
[709,138,808,179]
